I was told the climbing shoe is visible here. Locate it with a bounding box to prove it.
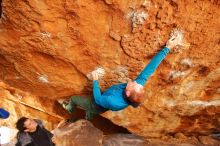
[57,99,74,113]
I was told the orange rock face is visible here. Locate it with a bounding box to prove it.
[0,0,219,138]
[0,82,67,130]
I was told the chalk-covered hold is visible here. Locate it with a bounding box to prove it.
[131,10,148,27]
[87,67,106,80]
[38,75,49,83]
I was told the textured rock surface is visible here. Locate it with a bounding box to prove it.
[103,134,149,146]
[53,120,149,146]
[0,82,66,130]
[0,0,220,138]
[53,120,104,146]
[53,120,220,146]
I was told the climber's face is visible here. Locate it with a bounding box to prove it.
[24,119,38,132]
[125,81,145,103]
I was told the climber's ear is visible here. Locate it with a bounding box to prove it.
[126,90,131,97]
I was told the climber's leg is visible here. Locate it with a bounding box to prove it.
[59,95,107,120]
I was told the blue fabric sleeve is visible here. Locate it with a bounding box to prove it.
[93,80,111,109]
[93,80,102,104]
[134,47,170,86]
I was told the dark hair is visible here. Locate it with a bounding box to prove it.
[16,117,28,132]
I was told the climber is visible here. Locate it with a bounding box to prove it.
[59,31,183,120]
[15,117,55,146]
[0,108,10,119]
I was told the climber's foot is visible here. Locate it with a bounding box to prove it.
[57,99,74,113]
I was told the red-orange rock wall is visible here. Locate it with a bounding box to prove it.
[0,0,219,137]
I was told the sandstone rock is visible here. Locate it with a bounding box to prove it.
[174,133,188,140]
[53,120,220,146]
[103,134,148,146]
[198,136,220,145]
[53,120,104,146]
[0,82,66,130]
[53,120,149,146]
[0,0,219,139]
[109,31,121,41]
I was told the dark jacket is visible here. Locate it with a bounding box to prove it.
[16,119,54,146]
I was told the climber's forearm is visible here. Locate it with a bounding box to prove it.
[134,47,170,86]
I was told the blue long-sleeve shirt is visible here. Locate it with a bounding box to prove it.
[93,47,170,111]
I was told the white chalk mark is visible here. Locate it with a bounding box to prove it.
[15,76,21,79]
[180,58,193,67]
[164,99,220,107]
[187,100,220,107]
[142,0,151,7]
[41,31,51,38]
[87,67,106,80]
[170,28,190,52]
[15,93,23,100]
[114,66,131,83]
[38,75,49,83]
[131,11,148,27]
[169,70,186,78]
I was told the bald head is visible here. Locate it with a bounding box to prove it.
[125,81,145,103]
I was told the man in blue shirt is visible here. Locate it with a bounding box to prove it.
[60,33,182,119]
